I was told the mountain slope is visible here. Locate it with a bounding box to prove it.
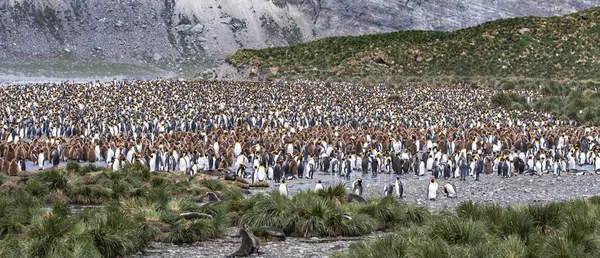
[228,7,600,81]
[0,0,597,79]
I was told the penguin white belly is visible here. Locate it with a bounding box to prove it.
[428,183,438,200]
[257,167,267,181]
[253,159,260,170]
[95,147,101,161]
[279,184,288,197]
[213,143,220,158]
[198,158,206,171]
[419,162,425,176]
[595,157,600,170]
[38,154,45,170]
[394,182,400,197]
[179,159,187,172]
[315,184,324,191]
[454,166,460,178]
[150,157,156,172]
[234,143,242,157]
[286,144,293,155]
[237,156,247,167]
[401,153,409,160]
[426,158,434,170]
[445,184,456,197]
[126,152,134,164]
[268,167,274,180]
[527,159,534,169]
[112,160,120,171]
[107,151,114,165]
[569,159,576,170]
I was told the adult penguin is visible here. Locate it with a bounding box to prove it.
[112,156,121,171]
[297,157,305,178]
[432,162,440,179]
[190,162,199,176]
[394,177,403,199]
[19,157,26,172]
[443,183,457,198]
[352,178,363,196]
[237,163,247,178]
[38,150,45,170]
[306,157,316,179]
[267,166,274,180]
[343,157,351,179]
[361,154,369,174]
[595,154,600,173]
[427,179,438,201]
[234,142,242,158]
[322,155,331,173]
[256,165,267,182]
[475,157,483,181]
[426,153,434,171]
[418,159,426,176]
[315,180,324,191]
[459,158,469,181]
[51,149,60,168]
[279,179,288,198]
[502,158,510,178]
[443,163,451,179]
[273,161,283,183]
[370,155,378,176]
[383,183,394,197]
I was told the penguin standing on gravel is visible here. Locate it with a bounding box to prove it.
[279,179,288,197]
[352,178,363,196]
[394,177,403,199]
[38,151,45,170]
[315,180,324,191]
[51,149,60,167]
[19,157,26,172]
[427,179,438,201]
[383,183,394,197]
[443,183,457,198]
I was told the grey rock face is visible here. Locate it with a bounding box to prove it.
[0,0,595,71]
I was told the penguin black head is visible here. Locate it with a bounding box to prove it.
[281,179,286,184]
[317,180,322,184]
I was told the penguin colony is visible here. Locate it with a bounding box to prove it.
[0,80,598,201]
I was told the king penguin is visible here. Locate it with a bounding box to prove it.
[394,177,403,199]
[383,183,394,197]
[279,179,288,197]
[315,180,324,191]
[256,165,267,182]
[443,183,457,198]
[38,151,45,170]
[352,178,363,196]
[427,179,438,201]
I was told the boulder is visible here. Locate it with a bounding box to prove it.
[180,212,213,220]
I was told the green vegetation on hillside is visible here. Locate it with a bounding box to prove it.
[334,199,600,258]
[228,8,600,82]
[491,89,600,125]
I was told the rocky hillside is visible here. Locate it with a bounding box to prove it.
[228,7,600,82]
[0,0,597,77]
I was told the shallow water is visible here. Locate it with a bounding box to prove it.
[0,60,176,85]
